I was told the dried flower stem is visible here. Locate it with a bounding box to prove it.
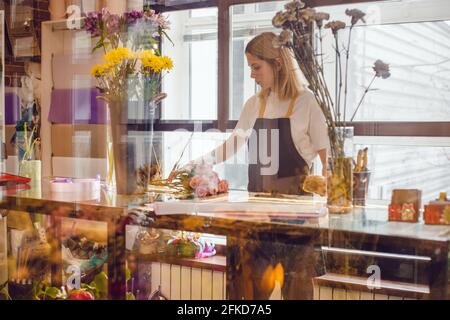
[350,74,376,121]
[334,34,343,120]
[343,26,354,122]
[318,27,325,74]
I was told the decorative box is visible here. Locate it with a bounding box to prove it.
[424,193,450,225]
[388,189,421,223]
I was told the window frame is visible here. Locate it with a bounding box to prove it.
[150,0,450,138]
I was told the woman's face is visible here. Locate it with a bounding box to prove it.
[246,53,275,91]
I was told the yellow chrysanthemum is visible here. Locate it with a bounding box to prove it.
[103,47,133,66]
[161,56,174,70]
[91,65,103,77]
[140,53,173,74]
[138,49,155,60]
[91,63,114,77]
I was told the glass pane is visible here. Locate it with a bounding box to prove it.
[318,0,450,121]
[162,7,218,120]
[229,1,289,120]
[354,137,450,204]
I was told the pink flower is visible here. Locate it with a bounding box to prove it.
[218,180,229,194]
[209,186,218,196]
[195,185,208,198]
[194,163,213,176]
[189,175,201,189]
[205,172,219,186]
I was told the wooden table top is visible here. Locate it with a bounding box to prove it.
[1,182,449,243]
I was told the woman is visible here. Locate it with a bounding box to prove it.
[177,32,329,300]
[176,32,329,195]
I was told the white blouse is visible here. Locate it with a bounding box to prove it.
[201,88,330,168]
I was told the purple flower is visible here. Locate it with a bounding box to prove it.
[101,7,111,19]
[85,12,101,36]
[107,14,121,34]
[157,14,171,30]
[125,10,144,25]
[143,10,170,30]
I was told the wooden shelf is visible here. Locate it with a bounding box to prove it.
[314,273,430,300]
[134,253,227,273]
[43,17,86,32]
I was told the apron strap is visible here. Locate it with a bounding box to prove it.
[285,95,298,118]
[259,94,297,118]
[258,96,267,118]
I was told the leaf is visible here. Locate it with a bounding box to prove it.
[92,39,105,53]
[126,268,131,282]
[91,271,108,300]
[161,30,174,46]
[44,287,61,300]
[82,282,100,300]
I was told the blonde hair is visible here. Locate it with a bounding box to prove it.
[245,32,304,101]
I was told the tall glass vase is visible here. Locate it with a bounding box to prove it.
[107,99,158,195]
[327,127,354,214]
[108,101,137,195]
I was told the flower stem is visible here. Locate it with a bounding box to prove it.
[335,34,343,121]
[350,75,377,122]
[343,26,353,123]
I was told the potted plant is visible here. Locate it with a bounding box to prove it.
[17,122,41,183]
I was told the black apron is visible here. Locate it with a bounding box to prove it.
[247,95,310,195]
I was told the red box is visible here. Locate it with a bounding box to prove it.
[424,204,450,225]
[388,203,419,222]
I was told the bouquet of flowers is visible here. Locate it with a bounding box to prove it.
[86,8,173,104]
[83,8,174,194]
[149,162,229,199]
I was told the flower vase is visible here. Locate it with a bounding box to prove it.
[108,102,137,195]
[327,127,354,214]
[18,160,42,198]
[19,160,41,183]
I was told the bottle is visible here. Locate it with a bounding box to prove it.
[430,192,449,204]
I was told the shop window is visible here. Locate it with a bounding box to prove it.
[229,1,289,120]
[161,7,218,120]
[355,137,450,204]
[318,0,450,122]
[314,0,450,204]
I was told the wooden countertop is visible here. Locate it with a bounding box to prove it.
[0,181,449,244]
